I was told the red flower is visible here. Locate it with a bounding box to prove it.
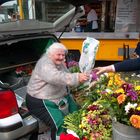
[82,136,88,140]
[16,66,25,74]
[60,133,80,140]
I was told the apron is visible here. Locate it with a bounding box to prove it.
[43,94,79,135]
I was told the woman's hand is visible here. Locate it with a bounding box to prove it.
[78,73,90,83]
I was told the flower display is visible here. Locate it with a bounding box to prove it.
[67,60,80,73]
[71,73,108,106]
[79,103,112,140]
[65,60,140,138]
[99,72,140,128]
[63,103,112,140]
[15,64,33,76]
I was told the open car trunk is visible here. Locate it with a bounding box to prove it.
[0,33,58,89]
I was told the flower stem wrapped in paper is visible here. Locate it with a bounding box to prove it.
[79,37,99,84]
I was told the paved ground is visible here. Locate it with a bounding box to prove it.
[38,132,51,140]
[19,131,60,140]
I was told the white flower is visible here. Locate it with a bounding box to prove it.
[16,70,22,74]
[125,102,137,114]
[101,73,108,77]
[105,88,112,93]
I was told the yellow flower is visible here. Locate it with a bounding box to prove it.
[124,77,129,81]
[110,77,114,80]
[136,106,140,111]
[108,80,113,87]
[117,80,125,86]
[108,72,115,77]
[115,88,124,94]
[130,115,140,128]
[82,112,86,117]
[117,94,126,104]
[96,89,100,93]
[79,124,82,128]
[135,86,140,91]
[114,74,121,81]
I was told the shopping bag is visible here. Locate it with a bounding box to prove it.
[79,37,99,73]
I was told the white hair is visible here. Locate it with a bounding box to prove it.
[46,42,68,55]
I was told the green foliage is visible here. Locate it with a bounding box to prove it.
[63,110,83,138]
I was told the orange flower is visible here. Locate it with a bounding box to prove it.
[108,72,115,77]
[117,94,126,104]
[130,115,140,128]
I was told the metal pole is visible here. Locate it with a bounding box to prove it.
[18,0,24,19]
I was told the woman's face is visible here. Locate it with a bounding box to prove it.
[50,49,66,65]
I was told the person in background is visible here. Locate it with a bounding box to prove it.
[83,4,98,32]
[11,14,17,21]
[26,42,89,140]
[94,58,140,75]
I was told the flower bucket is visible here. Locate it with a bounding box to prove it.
[112,121,140,140]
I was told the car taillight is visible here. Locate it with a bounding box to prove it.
[0,89,18,119]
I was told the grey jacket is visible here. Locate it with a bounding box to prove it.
[27,54,79,101]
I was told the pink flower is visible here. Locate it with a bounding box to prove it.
[90,70,98,81]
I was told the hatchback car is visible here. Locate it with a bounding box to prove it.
[0,0,88,140]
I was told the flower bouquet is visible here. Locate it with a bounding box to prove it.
[67,60,109,106]
[63,102,112,140]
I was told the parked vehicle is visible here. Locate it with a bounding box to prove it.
[0,0,87,139]
[0,33,60,140]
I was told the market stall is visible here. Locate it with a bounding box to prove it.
[59,37,140,140]
[61,65,140,140]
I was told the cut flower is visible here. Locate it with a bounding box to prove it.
[130,115,140,129]
[63,102,112,140]
[117,94,126,104]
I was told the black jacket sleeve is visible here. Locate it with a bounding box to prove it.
[114,58,140,72]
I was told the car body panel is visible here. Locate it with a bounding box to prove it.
[0,114,23,130]
[0,115,38,140]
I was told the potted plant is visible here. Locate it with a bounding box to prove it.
[98,72,140,140]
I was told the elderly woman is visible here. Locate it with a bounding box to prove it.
[26,42,89,140]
